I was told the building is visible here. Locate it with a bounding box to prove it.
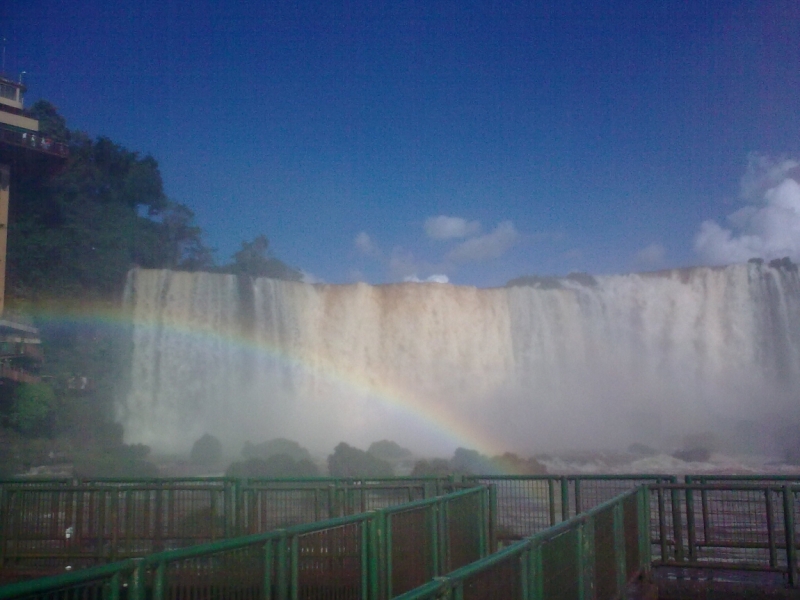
[0,74,68,384]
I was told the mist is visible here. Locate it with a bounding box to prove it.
[119,263,800,459]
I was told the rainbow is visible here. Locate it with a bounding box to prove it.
[22,298,510,459]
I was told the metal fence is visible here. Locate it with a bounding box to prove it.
[0,486,493,600]
[465,474,675,543]
[650,483,800,586]
[0,478,468,582]
[393,486,650,600]
[0,474,674,580]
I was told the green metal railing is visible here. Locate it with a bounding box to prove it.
[0,473,671,577]
[393,486,650,600]
[0,486,493,600]
[650,482,800,586]
[465,474,675,543]
[0,478,471,580]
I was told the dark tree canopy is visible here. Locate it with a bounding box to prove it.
[327,442,394,477]
[28,100,69,143]
[226,454,319,478]
[190,433,223,465]
[242,438,313,463]
[220,234,302,281]
[367,440,413,462]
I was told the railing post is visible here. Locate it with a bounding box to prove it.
[371,512,382,600]
[290,534,300,600]
[548,479,557,526]
[384,512,393,599]
[783,486,797,587]
[153,560,165,600]
[328,485,337,518]
[638,486,651,573]
[130,561,145,600]
[561,477,570,521]
[766,489,777,568]
[0,486,7,569]
[264,540,274,600]
[529,541,544,600]
[109,570,122,600]
[276,530,288,600]
[685,487,696,562]
[577,518,595,600]
[574,479,582,515]
[656,485,667,563]
[488,485,497,554]
[670,488,684,563]
[613,502,626,597]
[444,497,453,573]
[431,502,441,577]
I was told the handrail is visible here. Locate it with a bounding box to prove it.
[0,486,493,600]
[648,482,800,587]
[394,487,647,600]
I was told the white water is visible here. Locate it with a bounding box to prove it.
[120,263,800,457]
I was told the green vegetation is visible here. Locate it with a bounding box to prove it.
[190,433,223,465]
[0,101,302,476]
[411,448,547,476]
[228,438,319,477]
[242,438,313,463]
[9,382,56,434]
[327,442,394,477]
[226,455,320,478]
[367,439,413,462]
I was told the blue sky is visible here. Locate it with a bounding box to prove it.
[4,0,800,286]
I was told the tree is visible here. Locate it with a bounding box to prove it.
[411,458,452,477]
[190,433,223,465]
[10,383,57,435]
[451,447,492,475]
[27,100,69,142]
[367,440,413,462]
[133,202,213,270]
[222,235,302,280]
[226,454,319,478]
[327,443,393,477]
[242,438,313,462]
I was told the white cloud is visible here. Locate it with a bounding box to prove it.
[695,174,800,265]
[740,154,800,201]
[634,243,665,267]
[446,221,519,262]
[354,231,380,257]
[403,274,450,283]
[424,215,481,240]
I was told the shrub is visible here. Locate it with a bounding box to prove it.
[10,383,56,436]
[328,442,393,477]
[411,458,452,477]
[226,453,320,478]
[241,438,312,462]
[367,440,413,462]
[190,433,223,465]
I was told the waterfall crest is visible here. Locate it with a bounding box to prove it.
[120,263,800,455]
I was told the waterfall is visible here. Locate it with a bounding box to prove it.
[119,263,800,456]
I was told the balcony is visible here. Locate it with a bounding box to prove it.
[0,125,68,158]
